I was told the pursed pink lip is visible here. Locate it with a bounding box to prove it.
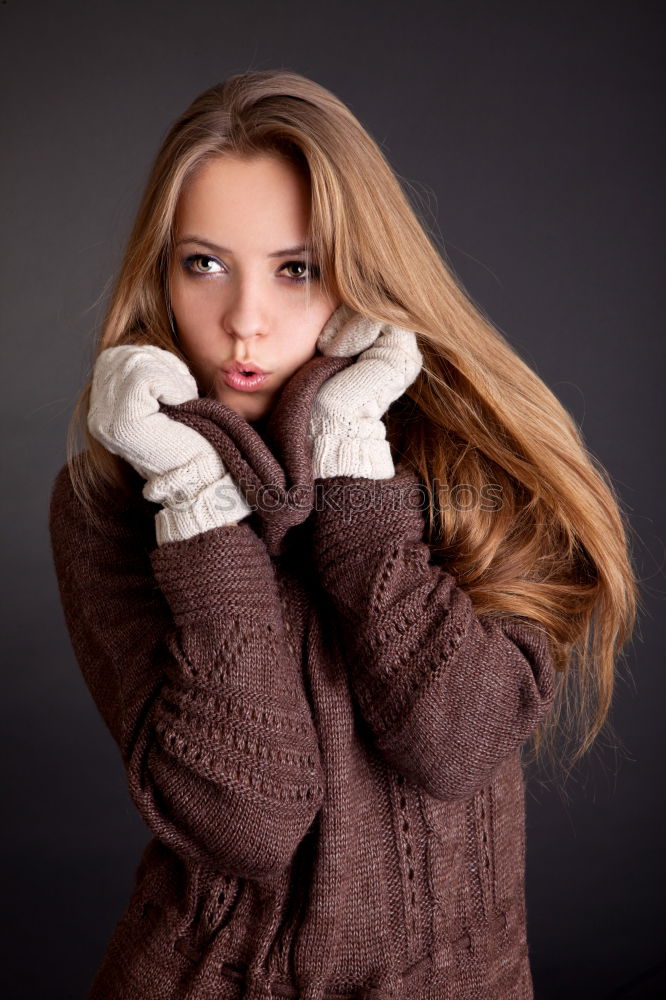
[221,370,270,393]
[221,360,269,376]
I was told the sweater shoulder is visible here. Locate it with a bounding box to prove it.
[48,455,156,553]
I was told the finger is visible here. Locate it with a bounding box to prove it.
[360,328,423,385]
[315,356,407,422]
[94,345,199,407]
[121,410,218,479]
[316,307,384,357]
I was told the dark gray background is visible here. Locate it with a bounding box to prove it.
[2,1,663,997]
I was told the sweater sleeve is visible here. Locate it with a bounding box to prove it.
[48,463,325,882]
[311,464,556,802]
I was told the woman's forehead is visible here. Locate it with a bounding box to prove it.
[175,153,311,237]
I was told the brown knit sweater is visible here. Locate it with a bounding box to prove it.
[48,352,556,1000]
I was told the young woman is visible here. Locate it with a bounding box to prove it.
[49,70,638,1000]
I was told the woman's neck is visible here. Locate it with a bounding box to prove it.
[250,412,272,442]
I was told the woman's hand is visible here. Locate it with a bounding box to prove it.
[88,344,252,542]
[309,306,423,479]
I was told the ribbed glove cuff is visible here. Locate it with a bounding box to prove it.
[154,474,253,545]
[311,434,395,480]
[142,450,227,506]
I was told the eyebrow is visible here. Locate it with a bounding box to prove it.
[175,235,309,258]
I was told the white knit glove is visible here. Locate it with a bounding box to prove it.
[88,345,252,544]
[309,305,423,479]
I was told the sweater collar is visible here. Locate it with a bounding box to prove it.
[164,350,352,476]
[157,350,354,556]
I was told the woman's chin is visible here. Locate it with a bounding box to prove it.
[213,387,272,423]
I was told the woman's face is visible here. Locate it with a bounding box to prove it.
[169,152,339,422]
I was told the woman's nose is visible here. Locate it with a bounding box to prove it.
[221,279,267,342]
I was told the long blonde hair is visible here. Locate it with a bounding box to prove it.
[66,69,640,784]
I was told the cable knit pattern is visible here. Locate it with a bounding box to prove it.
[49,469,324,885]
[310,469,556,802]
[49,352,557,1000]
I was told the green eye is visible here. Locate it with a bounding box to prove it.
[282,260,320,282]
[183,254,222,275]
